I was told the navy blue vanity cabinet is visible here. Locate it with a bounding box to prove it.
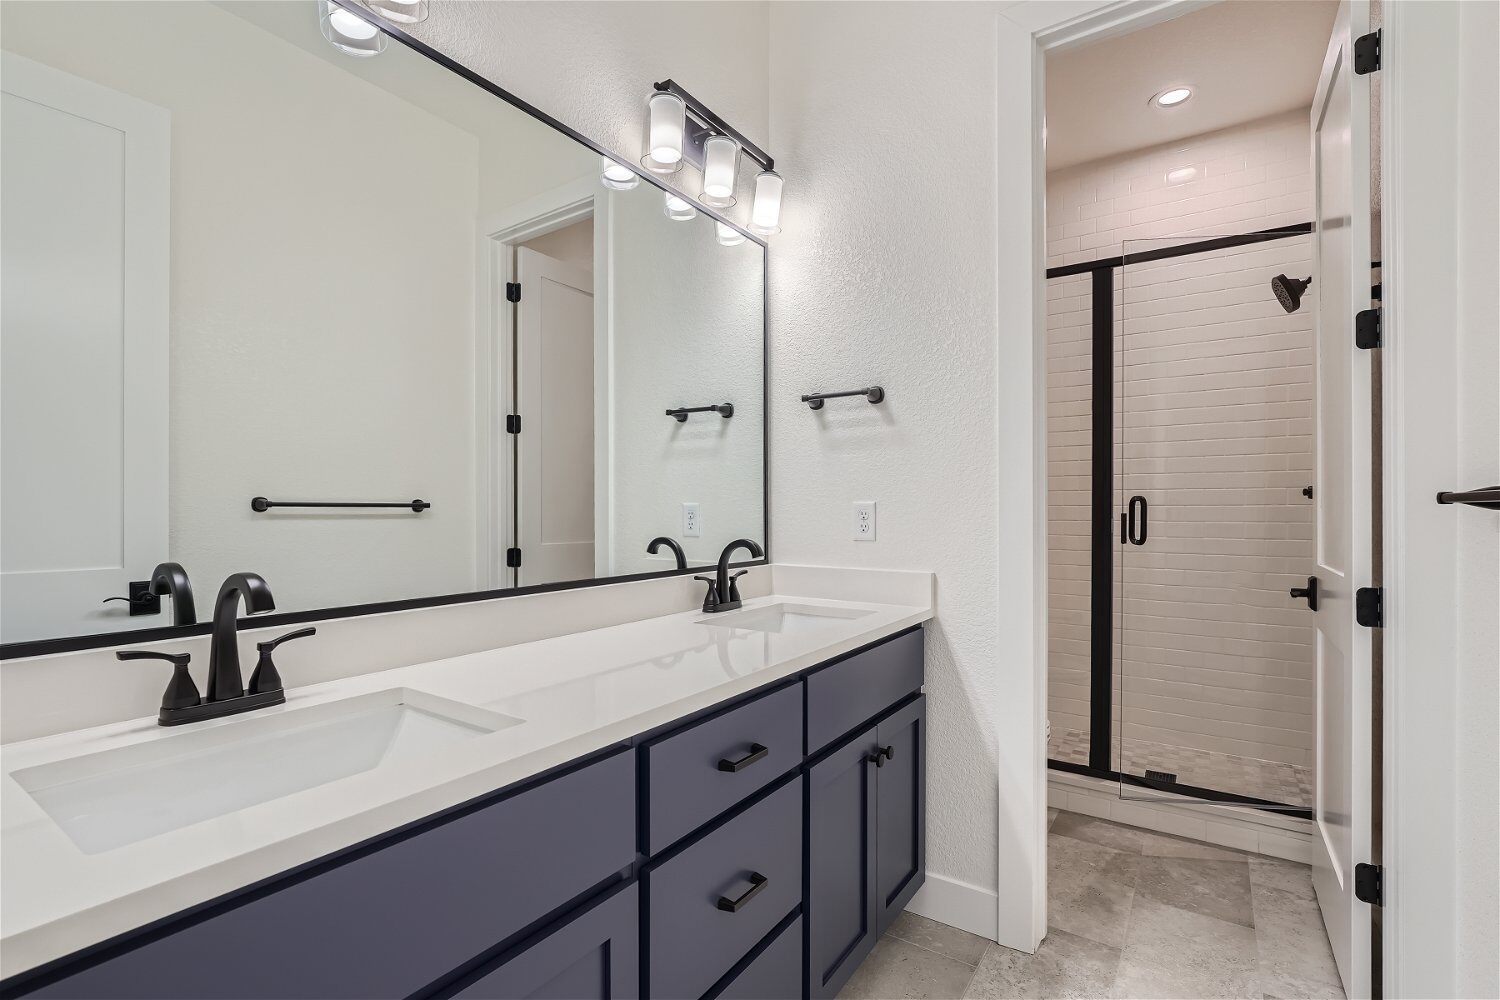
[805,627,924,754]
[707,914,803,1000]
[642,682,802,855]
[875,695,926,936]
[449,882,638,1000]
[9,750,636,1000]
[807,726,881,1000]
[644,778,803,1000]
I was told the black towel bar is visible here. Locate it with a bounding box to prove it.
[802,386,884,409]
[251,497,430,512]
[1436,487,1500,510]
[666,403,734,422]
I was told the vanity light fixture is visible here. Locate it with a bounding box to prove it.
[643,92,687,175]
[700,135,740,208]
[363,0,428,23]
[1151,86,1194,109]
[600,155,641,191]
[664,192,697,222]
[749,170,783,236]
[320,1,386,57]
[715,222,746,247]
[644,80,781,232]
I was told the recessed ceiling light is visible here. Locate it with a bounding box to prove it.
[1152,86,1194,109]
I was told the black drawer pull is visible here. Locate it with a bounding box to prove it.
[716,872,768,912]
[717,743,769,772]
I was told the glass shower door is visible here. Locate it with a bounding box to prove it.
[1115,231,1317,812]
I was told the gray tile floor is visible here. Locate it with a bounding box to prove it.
[838,811,1345,1000]
[1049,727,1313,810]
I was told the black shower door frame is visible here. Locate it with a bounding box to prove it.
[1044,221,1315,820]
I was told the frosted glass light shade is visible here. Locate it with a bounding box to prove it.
[749,170,783,236]
[715,222,746,247]
[700,135,739,208]
[364,0,428,23]
[600,156,640,191]
[643,92,686,174]
[320,1,386,57]
[664,192,697,222]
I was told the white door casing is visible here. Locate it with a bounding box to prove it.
[1309,2,1374,995]
[0,55,169,643]
[516,246,595,587]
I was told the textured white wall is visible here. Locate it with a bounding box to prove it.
[1046,113,1318,789]
[768,1,1048,947]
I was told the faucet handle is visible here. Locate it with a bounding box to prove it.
[256,626,316,654]
[727,570,749,603]
[250,627,315,696]
[117,650,201,711]
[693,575,721,612]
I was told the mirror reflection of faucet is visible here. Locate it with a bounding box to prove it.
[646,536,688,570]
[101,562,197,625]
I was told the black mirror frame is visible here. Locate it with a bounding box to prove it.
[0,1,769,661]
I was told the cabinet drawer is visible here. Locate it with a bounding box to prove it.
[453,882,637,1000]
[646,779,803,1000]
[643,683,802,854]
[710,915,803,1000]
[17,750,636,1000]
[805,628,923,754]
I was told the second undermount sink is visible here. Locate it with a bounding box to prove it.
[12,689,521,854]
[697,602,875,635]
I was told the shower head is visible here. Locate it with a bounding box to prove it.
[1271,274,1312,314]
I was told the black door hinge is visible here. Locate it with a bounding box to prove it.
[1354,862,1383,905]
[1354,29,1381,75]
[1356,587,1383,628]
[1355,308,1382,349]
[505,282,521,303]
[506,547,522,568]
[505,414,521,434]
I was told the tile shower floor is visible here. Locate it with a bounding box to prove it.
[1049,727,1313,810]
[838,812,1344,1000]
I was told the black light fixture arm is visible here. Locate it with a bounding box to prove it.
[653,79,774,171]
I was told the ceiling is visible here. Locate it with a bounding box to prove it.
[1045,0,1338,170]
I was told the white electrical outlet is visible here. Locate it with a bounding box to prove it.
[682,503,701,538]
[851,501,876,541]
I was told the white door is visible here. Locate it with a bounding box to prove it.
[0,55,170,644]
[1309,3,1374,995]
[515,246,595,587]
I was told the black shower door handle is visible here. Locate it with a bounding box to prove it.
[1123,495,1148,546]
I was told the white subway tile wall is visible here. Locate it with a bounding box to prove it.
[1045,111,1315,808]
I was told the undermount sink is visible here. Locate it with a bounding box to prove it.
[696,602,875,635]
[12,689,521,854]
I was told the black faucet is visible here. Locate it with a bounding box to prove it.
[207,573,276,701]
[696,538,764,613]
[149,562,197,627]
[647,536,688,570]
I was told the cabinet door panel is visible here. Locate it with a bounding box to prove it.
[876,696,926,935]
[807,728,878,1000]
[454,883,637,1000]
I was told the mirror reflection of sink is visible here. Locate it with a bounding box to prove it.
[696,602,875,635]
[11,689,520,855]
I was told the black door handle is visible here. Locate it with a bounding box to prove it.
[716,872,768,912]
[1289,576,1319,611]
[717,743,769,772]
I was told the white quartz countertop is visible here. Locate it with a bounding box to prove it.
[0,588,932,978]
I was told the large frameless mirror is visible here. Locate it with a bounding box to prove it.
[0,0,766,654]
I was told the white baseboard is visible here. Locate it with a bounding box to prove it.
[906,872,1000,943]
[1049,769,1316,863]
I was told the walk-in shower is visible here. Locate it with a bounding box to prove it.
[1047,223,1317,816]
